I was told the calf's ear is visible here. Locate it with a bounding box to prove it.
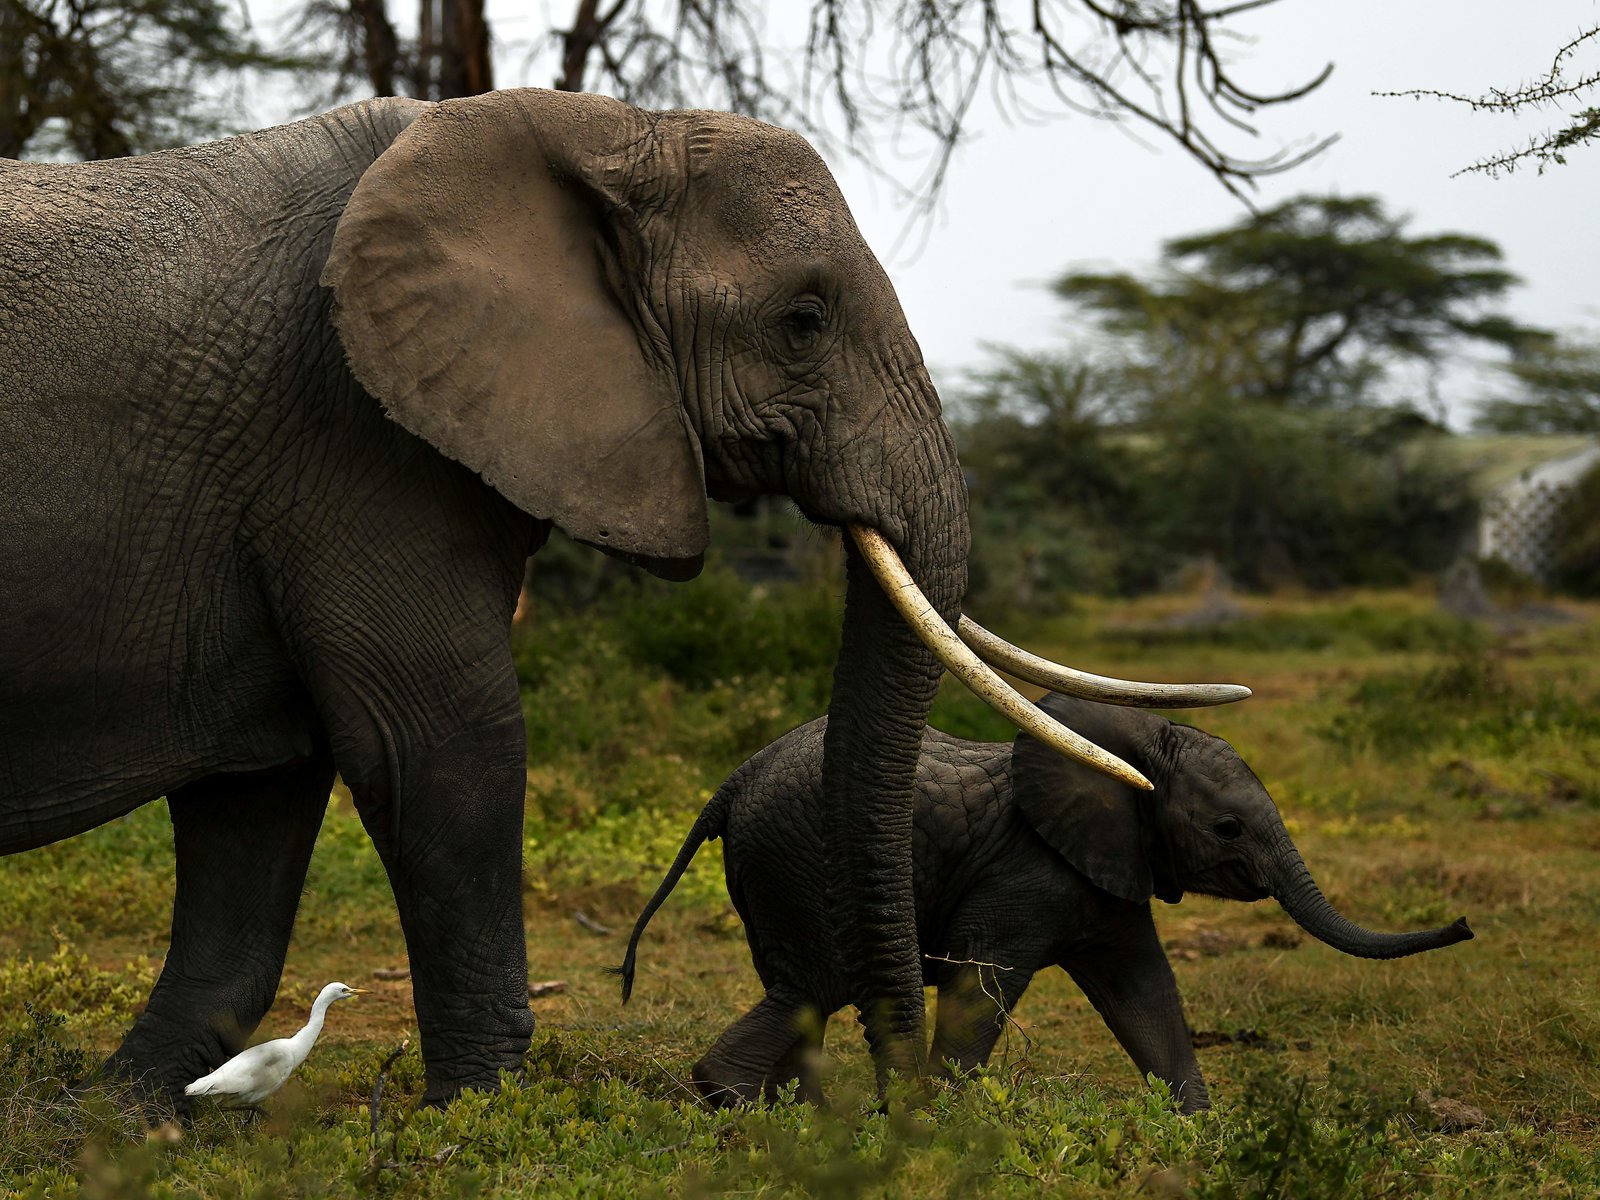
[322,89,708,578]
[1011,694,1164,903]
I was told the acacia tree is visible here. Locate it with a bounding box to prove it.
[0,0,298,158]
[1055,195,1543,409]
[954,195,1524,592]
[290,0,1335,203]
[1476,336,1600,434]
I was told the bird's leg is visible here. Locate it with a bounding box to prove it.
[105,756,334,1108]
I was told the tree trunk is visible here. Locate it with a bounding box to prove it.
[350,0,400,96]
[555,0,603,92]
[435,0,491,99]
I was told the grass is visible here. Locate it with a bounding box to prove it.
[3,574,1600,1196]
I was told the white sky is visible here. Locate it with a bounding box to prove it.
[246,0,1600,421]
[829,0,1600,417]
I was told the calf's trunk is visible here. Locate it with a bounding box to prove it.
[1272,839,1473,959]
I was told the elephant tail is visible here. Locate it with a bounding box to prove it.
[611,787,730,1004]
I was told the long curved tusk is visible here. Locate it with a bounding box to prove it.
[957,616,1252,708]
[848,524,1152,792]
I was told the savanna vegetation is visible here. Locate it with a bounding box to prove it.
[6,7,1599,1193]
[4,551,1599,1196]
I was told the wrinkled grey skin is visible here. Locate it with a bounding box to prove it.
[0,89,967,1103]
[618,695,1473,1111]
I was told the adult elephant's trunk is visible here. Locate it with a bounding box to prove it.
[1272,838,1473,959]
[822,480,967,1083]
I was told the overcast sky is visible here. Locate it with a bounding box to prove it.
[249,0,1600,420]
[825,0,1600,417]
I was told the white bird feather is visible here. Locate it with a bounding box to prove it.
[184,981,366,1107]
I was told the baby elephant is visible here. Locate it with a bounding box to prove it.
[617,695,1473,1111]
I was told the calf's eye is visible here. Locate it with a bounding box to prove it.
[1213,816,1243,841]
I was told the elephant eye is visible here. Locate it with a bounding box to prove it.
[1213,816,1243,841]
[780,297,828,356]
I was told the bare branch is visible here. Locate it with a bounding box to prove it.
[296,0,1328,207]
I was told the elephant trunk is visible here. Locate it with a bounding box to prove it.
[1271,838,1473,959]
[819,427,969,1085]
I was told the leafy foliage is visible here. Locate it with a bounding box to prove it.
[1549,462,1600,596]
[1100,601,1485,656]
[1056,195,1541,410]
[953,195,1514,600]
[0,0,302,159]
[1133,401,1474,591]
[1322,650,1600,758]
[952,352,1140,600]
[1476,336,1600,434]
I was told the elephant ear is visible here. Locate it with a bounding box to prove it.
[1011,694,1166,903]
[322,89,708,577]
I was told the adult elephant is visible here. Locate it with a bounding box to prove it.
[0,89,1242,1104]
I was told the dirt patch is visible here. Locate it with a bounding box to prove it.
[1259,928,1303,950]
[1192,1028,1295,1052]
[1165,929,1247,960]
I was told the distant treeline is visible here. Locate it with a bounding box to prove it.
[953,195,1600,604]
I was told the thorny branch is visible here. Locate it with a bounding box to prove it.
[1379,24,1600,177]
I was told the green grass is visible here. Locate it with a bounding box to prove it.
[3,579,1599,1196]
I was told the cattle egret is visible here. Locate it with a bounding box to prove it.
[184,982,366,1108]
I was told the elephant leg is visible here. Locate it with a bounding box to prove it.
[332,693,534,1104]
[1063,921,1210,1113]
[692,992,819,1107]
[929,965,1033,1079]
[105,756,334,1105]
[764,1013,828,1105]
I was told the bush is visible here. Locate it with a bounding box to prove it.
[1102,603,1486,656]
[604,564,840,688]
[511,562,843,830]
[955,391,1480,602]
[1550,462,1600,596]
[1322,651,1600,756]
[1131,402,1476,593]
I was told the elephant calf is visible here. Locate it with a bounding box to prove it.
[617,694,1473,1112]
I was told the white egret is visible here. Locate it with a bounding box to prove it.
[184,982,367,1109]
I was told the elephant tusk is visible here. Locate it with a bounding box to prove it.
[848,524,1153,792]
[956,616,1252,708]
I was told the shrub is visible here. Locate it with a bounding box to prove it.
[1322,651,1600,756]
[1103,604,1486,656]
[1550,462,1600,596]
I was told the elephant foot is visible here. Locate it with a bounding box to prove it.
[93,1049,194,1119]
[690,1057,762,1108]
[414,1019,535,1106]
[691,993,824,1109]
[103,1008,254,1116]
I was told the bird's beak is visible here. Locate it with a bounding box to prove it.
[349,988,370,996]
